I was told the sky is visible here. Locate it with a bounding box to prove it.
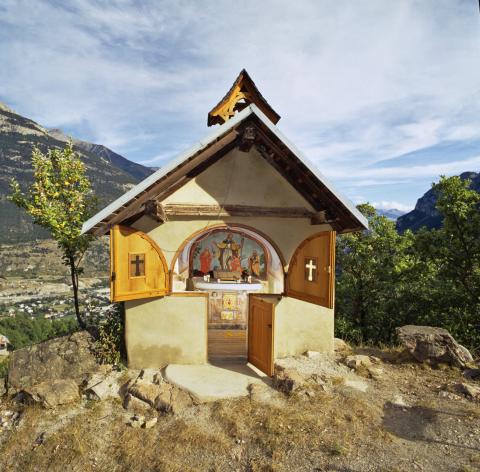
[1,0,479,212]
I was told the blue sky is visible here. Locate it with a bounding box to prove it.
[1,0,479,211]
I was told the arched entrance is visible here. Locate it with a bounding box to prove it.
[171,224,284,363]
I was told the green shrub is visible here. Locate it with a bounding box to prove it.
[93,304,125,366]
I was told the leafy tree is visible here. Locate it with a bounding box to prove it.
[335,204,414,344]
[413,176,480,351]
[9,143,96,329]
[335,176,480,353]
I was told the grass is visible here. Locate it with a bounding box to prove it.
[1,355,479,471]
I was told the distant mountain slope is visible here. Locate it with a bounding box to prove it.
[376,208,406,221]
[396,171,480,233]
[0,101,154,243]
[48,129,152,181]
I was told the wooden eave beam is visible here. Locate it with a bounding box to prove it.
[160,204,314,219]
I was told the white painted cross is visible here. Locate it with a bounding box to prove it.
[305,259,317,282]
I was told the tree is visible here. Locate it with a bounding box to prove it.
[9,142,96,329]
[335,204,414,344]
[414,176,480,350]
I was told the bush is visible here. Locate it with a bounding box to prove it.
[92,304,125,366]
[0,357,8,378]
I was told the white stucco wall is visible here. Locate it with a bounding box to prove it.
[124,294,207,368]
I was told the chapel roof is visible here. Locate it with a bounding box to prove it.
[82,105,368,236]
[207,69,280,126]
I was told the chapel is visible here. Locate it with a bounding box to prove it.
[82,70,368,375]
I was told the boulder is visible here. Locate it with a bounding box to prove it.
[273,364,306,394]
[396,325,473,368]
[23,379,80,408]
[7,331,100,393]
[333,338,351,353]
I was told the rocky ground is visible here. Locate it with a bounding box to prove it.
[0,333,479,471]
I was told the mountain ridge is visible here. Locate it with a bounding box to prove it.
[396,171,480,233]
[0,101,154,243]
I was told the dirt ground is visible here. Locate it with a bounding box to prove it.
[0,349,479,472]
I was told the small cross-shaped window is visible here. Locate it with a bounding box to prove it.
[129,253,146,278]
[304,257,318,282]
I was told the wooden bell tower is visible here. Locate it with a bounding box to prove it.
[207,69,281,126]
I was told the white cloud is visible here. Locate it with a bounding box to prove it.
[371,201,414,212]
[0,0,479,208]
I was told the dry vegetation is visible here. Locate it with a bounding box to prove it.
[1,352,480,472]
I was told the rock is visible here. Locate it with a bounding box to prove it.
[7,331,100,393]
[344,379,368,392]
[391,394,408,407]
[463,368,480,381]
[123,393,154,414]
[169,387,194,414]
[129,380,166,407]
[273,364,306,394]
[304,350,320,359]
[154,385,174,412]
[344,355,372,370]
[23,379,80,408]
[396,325,473,368]
[143,417,158,429]
[367,366,384,380]
[453,382,480,400]
[439,390,461,401]
[84,371,122,401]
[139,369,162,384]
[333,338,351,353]
[129,415,145,428]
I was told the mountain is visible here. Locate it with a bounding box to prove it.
[396,171,480,233]
[375,208,406,221]
[0,101,154,243]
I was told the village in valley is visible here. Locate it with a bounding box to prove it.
[0,2,479,472]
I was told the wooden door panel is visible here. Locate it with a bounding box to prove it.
[248,296,274,376]
[110,225,169,302]
[287,231,336,308]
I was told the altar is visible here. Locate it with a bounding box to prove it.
[192,277,263,362]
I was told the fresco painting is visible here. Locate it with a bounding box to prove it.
[190,230,267,278]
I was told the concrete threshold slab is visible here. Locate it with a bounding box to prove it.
[164,363,270,403]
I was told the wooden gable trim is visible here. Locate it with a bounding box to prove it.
[208,69,280,126]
